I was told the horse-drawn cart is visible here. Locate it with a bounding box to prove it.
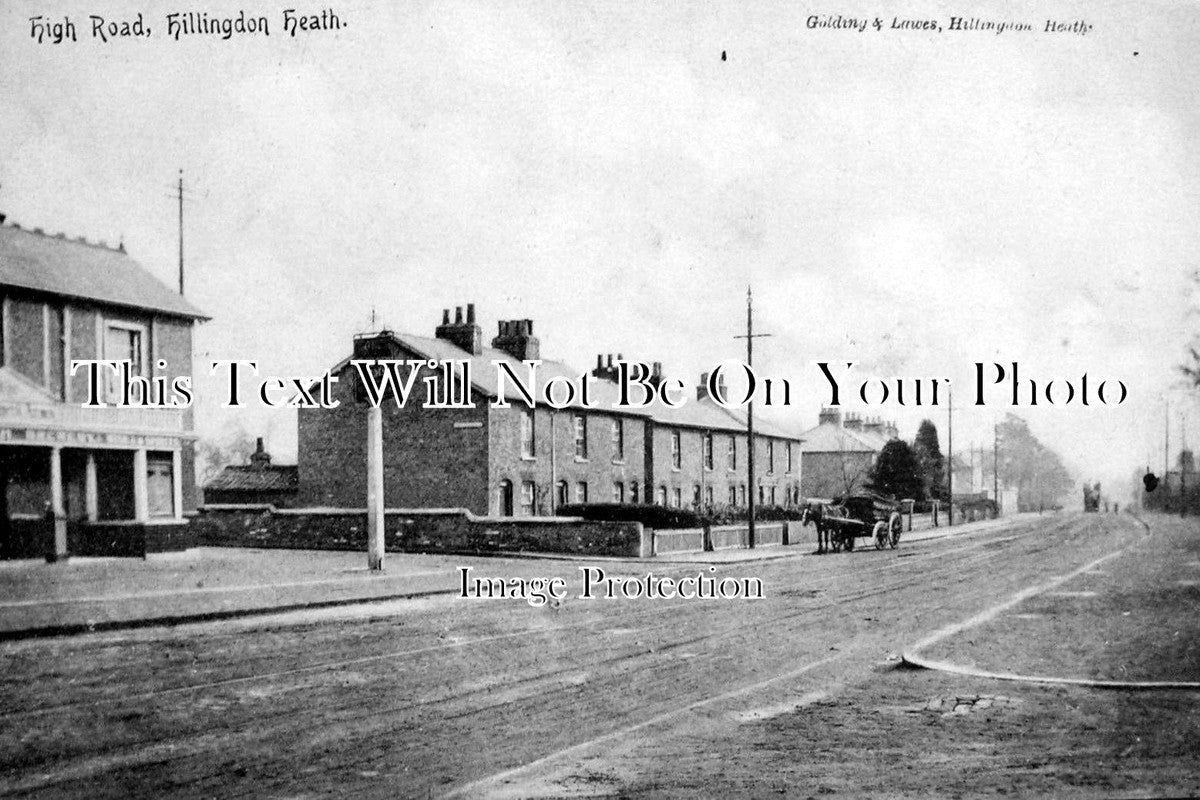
[804,492,903,552]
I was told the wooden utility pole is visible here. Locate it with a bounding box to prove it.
[993,421,999,508]
[734,286,771,548]
[177,170,185,295]
[366,405,385,570]
[947,382,953,526]
[1181,409,1188,518]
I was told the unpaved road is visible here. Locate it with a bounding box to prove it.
[1,512,1195,798]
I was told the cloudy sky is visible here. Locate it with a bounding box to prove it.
[2,0,1197,495]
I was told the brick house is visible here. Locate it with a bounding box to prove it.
[297,305,802,517]
[0,218,207,558]
[798,408,895,499]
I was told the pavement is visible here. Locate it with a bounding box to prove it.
[0,512,1038,639]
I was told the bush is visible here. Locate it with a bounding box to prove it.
[555,502,805,528]
[555,503,704,529]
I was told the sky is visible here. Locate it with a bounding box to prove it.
[2,0,1198,498]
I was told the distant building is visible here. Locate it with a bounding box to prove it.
[296,304,803,516]
[203,438,298,506]
[0,219,207,558]
[799,408,894,499]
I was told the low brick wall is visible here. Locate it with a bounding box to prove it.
[651,521,806,556]
[650,529,706,555]
[195,505,649,558]
[0,517,193,559]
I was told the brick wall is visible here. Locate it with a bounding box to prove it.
[645,426,801,511]
[298,358,491,512]
[194,505,648,558]
[487,405,648,514]
[7,295,45,386]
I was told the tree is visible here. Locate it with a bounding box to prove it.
[995,413,1073,510]
[867,440,923,500]
[196,427,258,485]
[912,419,946,502]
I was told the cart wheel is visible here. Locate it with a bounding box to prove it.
[888,512,902,549]
[873,521,888,550]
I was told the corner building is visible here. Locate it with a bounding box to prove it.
[297,305,802,516]
[0,220,207,558]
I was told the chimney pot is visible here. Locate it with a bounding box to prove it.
[442,309,450,325]
[455,306,463,324]
[607,354,613,368]
[467,303,476,324]
[597,354,604,368]
[527,320,534,334]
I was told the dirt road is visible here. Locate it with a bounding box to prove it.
[1,512,1195,798]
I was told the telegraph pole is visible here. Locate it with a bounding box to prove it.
[1181,409,1188,518]
[177,169,185,295]
[993,421,999,508]
[947,382,953,526]
[734,286,771,548]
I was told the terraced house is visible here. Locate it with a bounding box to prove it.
[0,217,206,559]
[297,305,803,517]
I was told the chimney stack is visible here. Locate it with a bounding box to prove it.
[249,437,272,468]
[491,317,540,361]
[818,407,843,427]
[435,302,483,355]
[591,353,622,383]
[696,372,728,402]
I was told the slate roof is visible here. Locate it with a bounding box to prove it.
[0,366,54,403]
[327,330,800,440]
[797,422,887,454]
[204,464,299,492]
[0,223,207,320]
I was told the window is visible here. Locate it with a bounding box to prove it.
[738,485,746,506]
[555,480,568,508]
[658,485,667,506]
[703,433,714,470]
[520,409,535,458]
[728,486,737,505]
[692,485,701,507]
[520,481,536,516]
[631,481,639,504]
[103,321,146,401]
[767,440,775,474]
[575,481,588,503]
[705,486,714,507]
[769,486,776,505]
[671,430,681,469]
[611,418,625,461]
[574,414,588,459]
[672,487,682,508]
[727,437,737,470]
[613,481,624,503]
[758,485,765,504]
[787,442,794,473]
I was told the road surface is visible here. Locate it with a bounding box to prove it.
[1,511,1196,798]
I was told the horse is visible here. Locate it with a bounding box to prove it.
[801,501,839,554]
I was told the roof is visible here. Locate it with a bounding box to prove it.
[798,422,886,454]
[327,330,800,440]
[0,223,207,320]
[205,464,299,493]
[0,366,54,403]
